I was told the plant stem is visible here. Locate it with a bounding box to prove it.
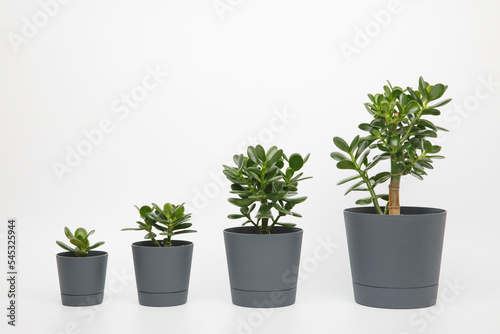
[151,238,160,247]
[388,158,401,215]
[261,218,270,234]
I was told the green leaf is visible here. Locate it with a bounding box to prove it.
[372,171,390,182]
[330,152,348,161]
[423,140,433,152]
[228,214,245,219]
[422,108,441,116]
[247,146,258,163]
[228,198,256,207]
[121,227,145,231]
[428,84,447,101]
[74,228,87,241]
[289,153,304,171]
[416,119,437,131]
[56,241,75,253]
[144,232,157,239]
[359,123,372,131]
[349,135,360,151]
[266,191,287,201]
[255,204,273,219]
[173,229,197,235]
[173,223,192,230]
[70,238,86,250]
[87,241,105,251]
[344,179,365,195]
[333,137,350,153]
[285,167,294,180]
[139,205,153,218]
[337,160,356,170]
[163,203,173,216]
[64,227,74,240]
[355,197,373,205]
[273,203,291,215]
[267,149,283,166]
[276,223,296,228]
[429,98,452,108]
[255,145,266,162]
[337,174,361,185]
[284,196,307,205]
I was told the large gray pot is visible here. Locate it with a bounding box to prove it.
[131,240,193,307]
[344,206,446,309]
[56,251,108,306]
[224,226,303,308]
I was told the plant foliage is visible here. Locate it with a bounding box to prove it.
[56,227,105,257]
[331,77,451,215]
[223,145,311,234]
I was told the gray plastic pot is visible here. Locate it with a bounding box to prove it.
[56,251,108,306]
[131,240,193,307]
[224,226,303,308]
[344,206,446,309]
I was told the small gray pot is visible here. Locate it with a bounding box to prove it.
[344,206,446,309]
[131,240,193,307]
[224,226,303,308]
[56,251,108,306]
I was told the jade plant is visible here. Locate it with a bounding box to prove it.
[56,227,105,257]
[331,77,451,215]
[122,203,196,247]
[223,145,311,234]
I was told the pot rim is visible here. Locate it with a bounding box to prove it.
[132,240,193,248]
[56,250,108,258]
[344,206,446,217]
[224,226,303,235]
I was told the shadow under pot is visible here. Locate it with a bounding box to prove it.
[224,226,303,308]
[344,206,446,309]
[56,251,108,306]
[131,240,194,307]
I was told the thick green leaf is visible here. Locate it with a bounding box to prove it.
[87,241,105,251]
[173,223,192,230]
[421,108,441,116]
[428,84,447,101]
[333,137,350,153]
[247,146,258,163]
[337,174,361,185]
[255,204,273,219]
[372,171,390,181]
[289,154,304,171]
[417,119,437,131]
[276,223,297,228]
[359,123,372,131]
[56,241,75,253]
[144,232,157,239]
[349,135,360,151]
[228,198,256,207]
[330,152,348,161]
[267,149,283,166]
[64,227,74,239]
[70,238,86,250]
[139,205,153,218]
[173,229,197,235]
[74,228,87,241]
[355,197,373,205]
[344,179,365,195]
[255,145,266,162]
[284,196,307,205]
[266,191,287,201]
[228,214,245,219]
[429,98,452,108]
[337,160,356,170]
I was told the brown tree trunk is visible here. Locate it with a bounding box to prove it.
[388,160,401,215]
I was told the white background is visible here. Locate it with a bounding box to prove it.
[1,0,499,333]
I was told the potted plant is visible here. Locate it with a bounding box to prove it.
[122,202,196,307]
[222,145,311,308]
[331,77,451,309]
[56,227,107,306]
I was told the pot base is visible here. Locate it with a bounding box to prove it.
[60,292,104,307]
[230,288,297,308]
[352,283,438,309]
[138,290,188,307]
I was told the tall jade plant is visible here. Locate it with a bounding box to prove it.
[223,145,311,234]
[331,77,451,215]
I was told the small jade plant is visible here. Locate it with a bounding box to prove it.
[223,145,312,234]
[122,203,196,247]
[331,77,451,215]
[56,227,105,257]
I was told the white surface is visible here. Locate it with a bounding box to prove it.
[1,0,499,333]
